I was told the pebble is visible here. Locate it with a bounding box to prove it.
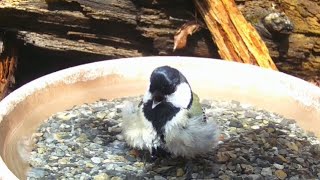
[176,168,184,177]
[93,173,110,180]
[286,142,299,152]
[250,125,260,130]
[295,157,304,163]
[110,177,122,180]
[91,157,102,164]
[273,163,284,170]
[154,175,166,180]
[86,163,94,168]
[247,174,263,180]
[261,167,272,176]
[229,120,243,128]
[241,164,254,174]
[219,175,231,180]
[27,168,48,179]
[26,97,320,179]
[275,170,287,180]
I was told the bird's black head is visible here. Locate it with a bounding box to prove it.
[143,65,192,110]
[149,66,183,96]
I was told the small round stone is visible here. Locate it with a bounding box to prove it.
[273,163,284,170]
[251,125,260,130]
[176,168,184,177]
[275,170,287,180]
[91,157,102,164]
[261,167,272,176]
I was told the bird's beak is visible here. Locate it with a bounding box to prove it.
[151,91,164,109]
[152,100,161,109]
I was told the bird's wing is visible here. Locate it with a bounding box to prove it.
[187,92,206,120]
[164,92,219,157]
[164,112,220,157]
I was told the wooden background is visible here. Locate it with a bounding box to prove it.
[0,0,319,99]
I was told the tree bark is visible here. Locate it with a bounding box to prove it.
[194,0,278,70]
[0,31,17,99]
[0,0,319,92]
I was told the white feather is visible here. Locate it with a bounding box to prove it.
[164,113,220,157]
[166,82,192,109]
[121,101,159,151]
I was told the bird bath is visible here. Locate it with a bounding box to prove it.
[0,56,319,179]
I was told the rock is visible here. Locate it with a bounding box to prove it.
[110,176,123,180]
[76,133,88,143]
[37,147,46,154]
[267,128,275,133]
[192,173,199,179]
[241,164,254,174]
[219,175,231,180]
[229,120,243,128]
[216,152,230,163]
[91,157,102,164]
[278,149,288,155]
[27,168,48,179]
[285,142,299,152]
[86,163,95,168]
[275,170,287,180]
[176,168,184,177]
[261,167,272,176]
[288,176,300,180]
[245,112,256,118]
[246,174,263,180]
[295,157,304,163]
[56,112,76,121]
[280,119,296,125]
[276,155,289,163]
[96,112,107,119]
[29,157,46,167]
[94,173,110,180]
[310,144,320,156]
[273,163,284,170]
[154,175,167,180]
[58,157,69,165]
[251,125,260,130]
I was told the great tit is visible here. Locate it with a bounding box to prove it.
[121,65,219,158]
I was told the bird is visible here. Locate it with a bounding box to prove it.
[121,65,220,159]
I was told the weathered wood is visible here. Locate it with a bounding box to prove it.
[0,31,17,99]
[237,0,320,86]
[0,0,214,58]
[194,0,278,70]
[0,0,319,87]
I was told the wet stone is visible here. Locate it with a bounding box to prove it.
[27,168,48,179]
[275,170,287,180]
[26,97,320,179]
[261,167,272,176]
[229,120,243,128]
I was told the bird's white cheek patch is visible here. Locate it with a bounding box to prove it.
[166,83,192,109]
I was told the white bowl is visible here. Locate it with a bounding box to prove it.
[0,56,319,179]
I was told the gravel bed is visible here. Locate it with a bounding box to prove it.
[27,96,320,180]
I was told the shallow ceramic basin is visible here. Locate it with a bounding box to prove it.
[0,56,320,179]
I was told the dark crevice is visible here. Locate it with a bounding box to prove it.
[14,39,111,89]
[45,0,84,12]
